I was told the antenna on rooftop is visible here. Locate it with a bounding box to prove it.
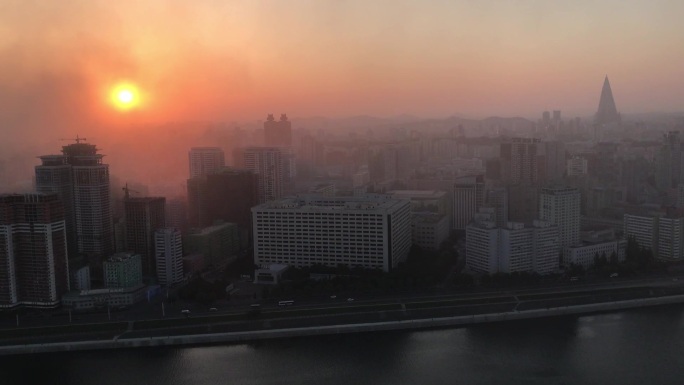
[58,135,91,144]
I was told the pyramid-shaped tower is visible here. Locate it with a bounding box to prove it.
[595,76,620,125]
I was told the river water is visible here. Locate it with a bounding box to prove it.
[3,305,684,385]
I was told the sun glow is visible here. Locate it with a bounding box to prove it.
[110,82,140,111]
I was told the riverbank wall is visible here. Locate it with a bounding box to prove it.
[3,294,684,355]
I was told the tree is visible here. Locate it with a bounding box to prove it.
[609,251,619,266]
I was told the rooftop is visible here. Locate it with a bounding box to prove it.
[387,190,447,199]
[254,194,409,212]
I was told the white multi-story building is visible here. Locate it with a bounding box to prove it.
[539,186,581,250]
[623,212,684,262]
[252,195,412,272]
[155,228,184,286]
[465,221,499,274]
[188,147,225,179]
[533,220,561,274]
[623,214,657,253]
[243,147,285,204]
[657,217,684,262]
[498,222,533,273]
[466,220,559,275]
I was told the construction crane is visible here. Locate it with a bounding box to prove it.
[122,183,140,200]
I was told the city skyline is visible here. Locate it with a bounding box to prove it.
[1,0,684,138]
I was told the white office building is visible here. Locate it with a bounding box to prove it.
[155,228,184,286]
[252,195,412,272]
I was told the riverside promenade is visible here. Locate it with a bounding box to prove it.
[2,282,684,356]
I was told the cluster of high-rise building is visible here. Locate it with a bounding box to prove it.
[7,75,684,309]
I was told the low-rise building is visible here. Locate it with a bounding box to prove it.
[183,221,240,268]
[62,284,147,310]
[103,253,143,289]
[254,264,289,285]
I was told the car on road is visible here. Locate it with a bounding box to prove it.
[209,307,218,312]
[330,295,337,299]
[347,298,354,302]
[610,273,619,278]
[181,309,191,317]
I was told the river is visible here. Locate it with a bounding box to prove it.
[3,305,684,385]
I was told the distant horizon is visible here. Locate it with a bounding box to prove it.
[3,1,684,133]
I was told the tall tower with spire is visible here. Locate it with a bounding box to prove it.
[595,76,621,125]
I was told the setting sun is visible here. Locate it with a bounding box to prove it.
[110,83,140,111]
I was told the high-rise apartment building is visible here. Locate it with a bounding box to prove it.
[539,186,581,251]
[543,141,567,182]
[486,188,508,227]
[243,147,285,203]
[166,197,188,234]
[124,196,166,276]
[0,194,70,308]
[154,228,184,286]
[252,195,412,272]
[453,175,485,230]
[188,147,225,179]
[264,113,293,148]
[34,155,76,254]
[205,169,259,230]
[187,176,209,228]
[36,140,113,271]
[500,138,539,184]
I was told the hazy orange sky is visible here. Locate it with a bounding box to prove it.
[1,0,684,130]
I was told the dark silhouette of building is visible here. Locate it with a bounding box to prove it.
[206,169,259,230]
[124,194,166,276]
[0,193,70,308]
[187,168,259,247]
[35,139,113,274]
[187,176,208,228]
[264,113,292,148]
[595,76,621,125]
